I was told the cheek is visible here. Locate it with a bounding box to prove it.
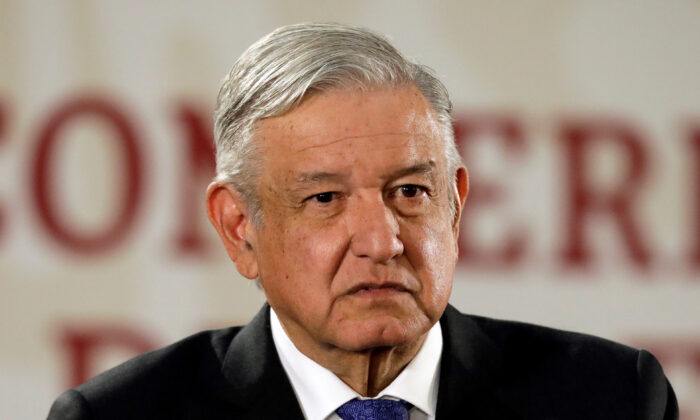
[267,224,351,324]
[403,219,457,305]
[266,221,349,281]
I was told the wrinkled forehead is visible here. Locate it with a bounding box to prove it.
[255,86,443,162]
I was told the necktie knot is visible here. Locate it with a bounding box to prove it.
[336,398,411,420]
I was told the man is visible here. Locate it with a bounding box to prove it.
[48,23,678,420]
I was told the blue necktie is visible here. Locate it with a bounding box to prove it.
[336,398,411,420]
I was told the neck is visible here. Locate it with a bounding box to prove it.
[278,319,428,397]
[326,338,427,397]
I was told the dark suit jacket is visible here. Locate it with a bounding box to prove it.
[48,304,678,419]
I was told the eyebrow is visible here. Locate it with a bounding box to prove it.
[385,161,436,181]
[293,160,437,186]
[295,171,347,184]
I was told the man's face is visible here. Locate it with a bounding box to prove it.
[246,85,465,352]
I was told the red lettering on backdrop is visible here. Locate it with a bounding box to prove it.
[689,125,700,270]
[31,97,143,254]
[559,119,652,268]
[61,325,156,387]
[0,100,6,241]
[172,103,215,255]
[453,114,527,267]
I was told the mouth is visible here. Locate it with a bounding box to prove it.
[346,282,410,296]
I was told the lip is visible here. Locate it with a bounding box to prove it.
[345,282,410,296]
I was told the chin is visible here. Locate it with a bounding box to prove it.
[333,315,430,351]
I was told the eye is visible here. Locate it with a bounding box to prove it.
[396,184,426,198]
[309,192,336,203]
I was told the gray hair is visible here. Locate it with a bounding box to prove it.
[214,23,462,225]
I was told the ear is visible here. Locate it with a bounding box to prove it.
[205,181,259,279]
[451,166,469,235]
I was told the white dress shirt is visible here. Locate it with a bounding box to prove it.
[270,308,442,420]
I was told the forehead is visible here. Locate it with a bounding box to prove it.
[255,85,444,173]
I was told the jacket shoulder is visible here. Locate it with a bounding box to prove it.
[466,312,640,365]
[447,310,678,419]
[48,389,92,420]
[48,326,242,420]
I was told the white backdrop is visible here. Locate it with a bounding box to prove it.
[0,1,698,418]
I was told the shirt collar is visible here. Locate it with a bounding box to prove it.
[270,308,442,420]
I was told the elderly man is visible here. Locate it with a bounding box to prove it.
[49,23,677,420]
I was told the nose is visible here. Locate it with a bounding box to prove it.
[347,192,404,263]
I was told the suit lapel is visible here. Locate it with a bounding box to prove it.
[436,305,521,419]
[219,304,305,419]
